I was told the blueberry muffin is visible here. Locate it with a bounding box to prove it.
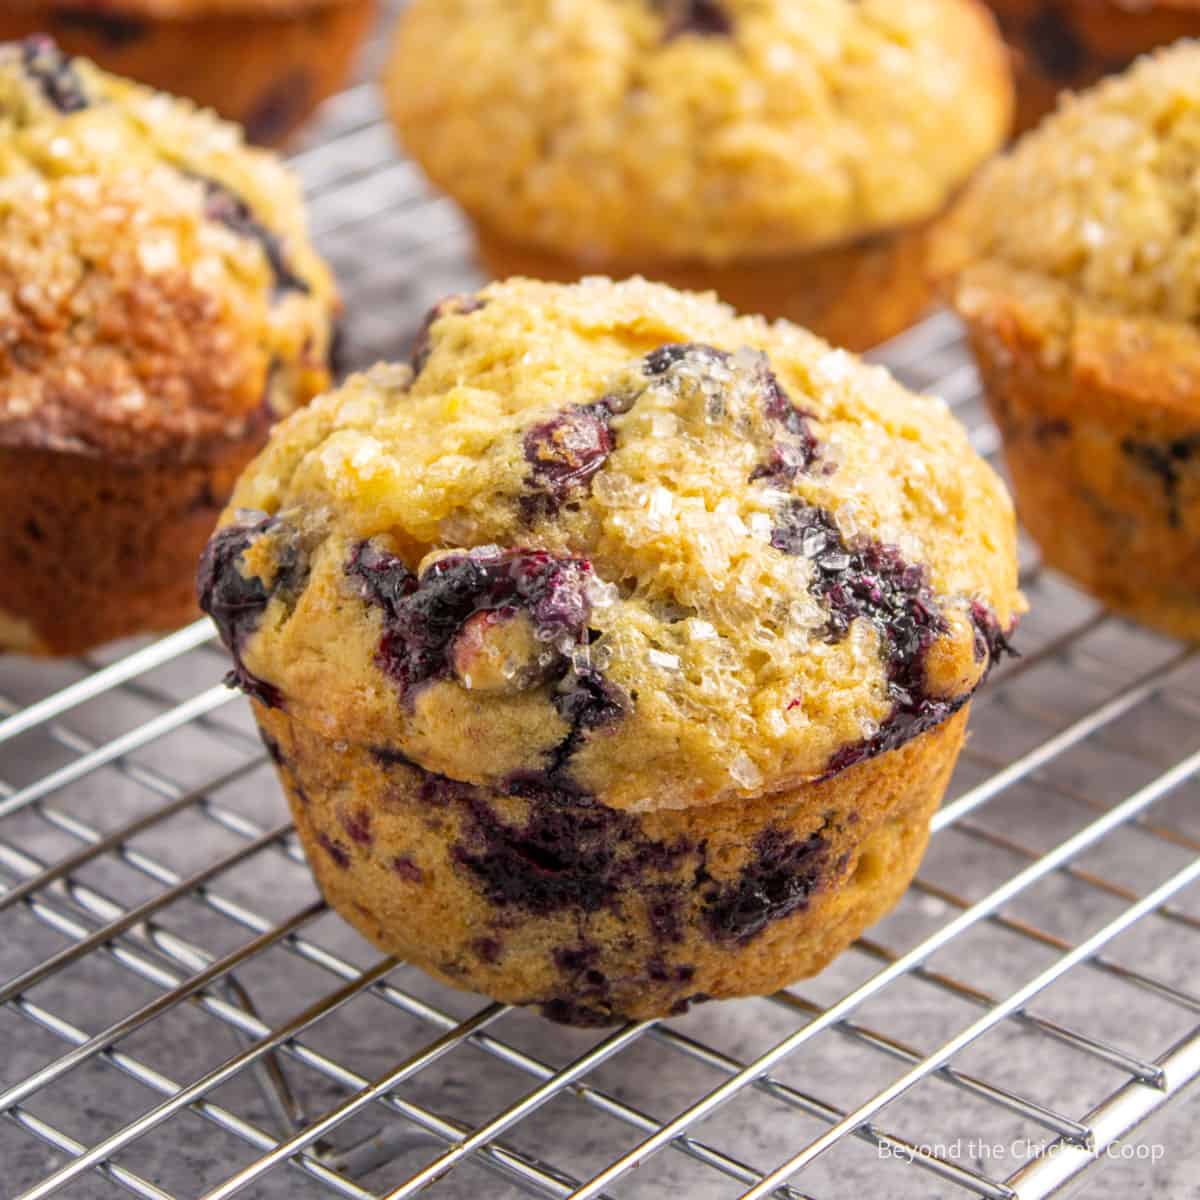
[0,38,336,656]
[982,1,1200,133]
[385,0,1013,352]
[0,0,375,145]
[199,277,1022,1024]
[946,43,1200,642]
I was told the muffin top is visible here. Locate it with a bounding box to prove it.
[0,37,336,461]
[386,0,1013,266]
[950,42,1200,329]
[201,278,1021,812]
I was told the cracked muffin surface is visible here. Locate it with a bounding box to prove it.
[0,37,336,655]
[385,0,1013,267]
[204,277,1021,812]
[946,42,1200,640]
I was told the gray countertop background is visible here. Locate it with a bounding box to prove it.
[2,4,1199,1197]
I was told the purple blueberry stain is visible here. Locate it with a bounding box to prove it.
[19,36,89,112]
[669,993,711,1017]
[553,943,600,975]
[370,744,420,770]
[752,363,819,483]
[644,342,818,480]
[771,499,1009,774]
[643,342,732,378]
[200,178,309,298]
[409,294,486,376]
[317,833,350,870]
[702,826,829,943]
[656,0,734,42]
[540,998,614,1027]
[473,936,503,964]
[1025,5,1086,80]
[1032,417,1072,443]
[549,664,629,770]
[259,729,285,766]
[751,440,817,485]
[451,774,690,917]
[548,941,614,1022]
[522,404,616,518]
[969,600,1015,667]
[346,541,417,615]
[53,9,149,47]
[644,884,685,943]
[348,543,598,702]
[647,956,695,984]
[1121,434,1200,529]
[327,321,348,380]
[197,511,306,709]
[242,68,314,145]
[392,856,423,882]
[340,808,373,847]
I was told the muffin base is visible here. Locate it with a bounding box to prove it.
[959,274,1200,641]
[984,0,1200,133]
[0,1,375,145]
[475,216,945,354]
[256,702,967,1024]
[0,439,264,657]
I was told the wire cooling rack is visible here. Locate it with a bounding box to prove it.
[3,14,1200,1200]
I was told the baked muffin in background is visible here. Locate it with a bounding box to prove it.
[945,42,1200,643]
[983,0,1200,134]
[0,0,375,145]
[0,38,337,657]
[199,277,1022,1024]
[385,0,1013,352]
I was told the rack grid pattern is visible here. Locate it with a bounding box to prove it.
[3,25,1200,1200]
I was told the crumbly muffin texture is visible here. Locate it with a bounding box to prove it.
[386,0,1013,265]
[203,278,1021,812]
[0,37,336,460]
[949,41,1200,328]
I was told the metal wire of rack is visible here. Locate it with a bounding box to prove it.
[3,13,1200,1200]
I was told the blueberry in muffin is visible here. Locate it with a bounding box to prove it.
[980,1,1200,134]
[0,0,375,145]
[0,38,337,656]
[385,0,1013,351]
[200,277,1022,1023]
[945,42,1200,642]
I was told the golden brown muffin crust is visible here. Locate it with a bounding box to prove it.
[387,0,1013,265]
[949,42,1200,334]
[0,39,336,462]
[202,278,1022,813]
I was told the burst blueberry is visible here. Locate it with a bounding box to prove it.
[349,545,598,701]
[197,512,306,709]
[20,36,89,112]
[200,178,309,297]
[702,826,829,943]
[409,294,486,376]
[523,404,616,517]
